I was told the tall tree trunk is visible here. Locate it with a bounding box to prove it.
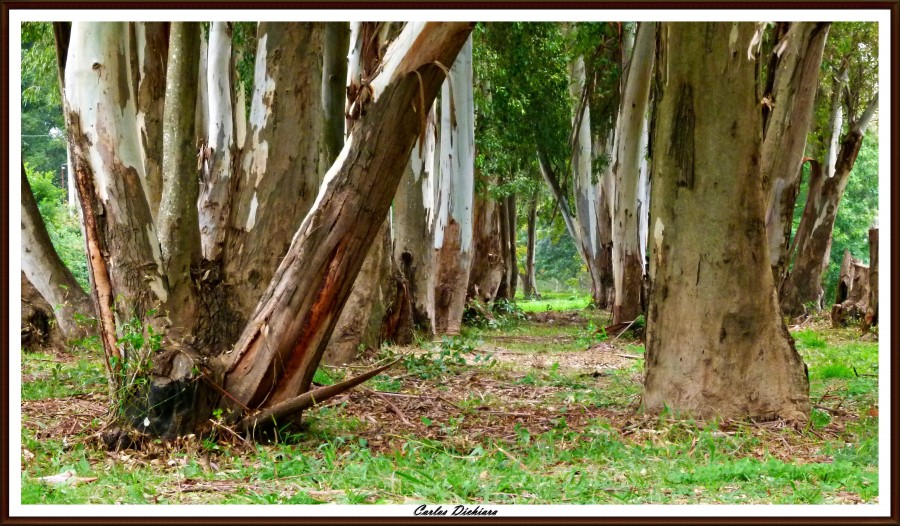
[495,192,511,301]
[594,134,616,309]
[611,22,655,324]
[761,23,830,281]
[467,188,504,303]
[393,105,438,334]
[223,23,330,322]
[779,94,876,317]
[505,193,518,300]
[523,192,539,299]
[157,22,202,339]
[863,227,878,329]
[220,22,474,420]
[65,22,169,329]
[197,22,239,262]
[131,22,169,222]
[644,22,809,422]
[433,35,475,335]
[21,165,93,339]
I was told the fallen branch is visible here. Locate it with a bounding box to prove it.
[363,387,413,427]
[614,353,643,360]
[814,404,849,417]
[238,359,400,431]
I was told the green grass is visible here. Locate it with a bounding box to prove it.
[517,292,592,313]
[19,308,879,505]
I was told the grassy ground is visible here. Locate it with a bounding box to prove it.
[18,304,879,505]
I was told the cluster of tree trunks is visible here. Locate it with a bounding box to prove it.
[28,19,885,437]
[43,21,473,437]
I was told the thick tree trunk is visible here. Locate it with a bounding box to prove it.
[220,22,474,420]
[611,22,654,324]
[323,222,393,366]
[523,193,539,299]
[761,23,830,280]
[779,92,876,317]
[323,22,350,162]
[65,22,169,329]
[594,134,616,309]
[644,22,809,422]
[495,193,512,301]
[433,35,475,335]
[467,189,504,303]
[393,105,438,334]
[157,22,202,338]
[21,165,94,340]
[223,23,330,322]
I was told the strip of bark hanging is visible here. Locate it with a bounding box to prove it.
[238,359,399,430]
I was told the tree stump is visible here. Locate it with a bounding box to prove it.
[831,249,869,327]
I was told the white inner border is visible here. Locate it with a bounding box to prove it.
[8,8,892,519]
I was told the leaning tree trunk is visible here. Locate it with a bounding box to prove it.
[219,22,474,424]
[326,22,413,364]
[21,165,94,339]
[644,22,809,423]
[611,21,655,324]
[779,93,877,317]
[433,35,475,335]
[761,22,830,281]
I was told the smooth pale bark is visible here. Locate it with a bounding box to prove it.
[644,22,809,422]
[197,22,239,262]
[393,105,438,332]
[131,22,168,221]
[611,22,655,324]
[65,22,169,326]
[523,193,539,299]
[568,55,606,308]
[467,189,504,303]
[157,23,202,337]
[220,22,474,416]
[21,165,93,339]
[433,35,475,335]
[223,23,330,321]
[761,23,830,279]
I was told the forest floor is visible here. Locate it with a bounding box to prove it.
[19,295,880,506]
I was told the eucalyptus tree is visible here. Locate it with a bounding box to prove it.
[52,20,473,438]
[644,22,809,422]
[779,22,878,316]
